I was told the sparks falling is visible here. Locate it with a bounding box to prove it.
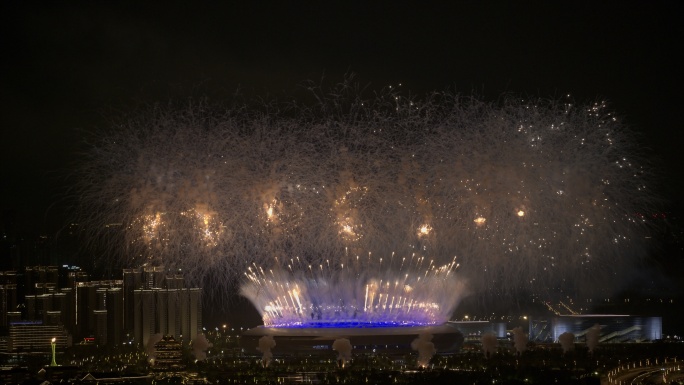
[76,84,655,303]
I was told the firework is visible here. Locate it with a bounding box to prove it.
[241,253,464,327]
[76,84,655,305]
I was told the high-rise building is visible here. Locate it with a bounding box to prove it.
[67,271,89,289]
[0,271,18,285]
[106,288,123,346]
[123,268,143,335]
[55,289,75,334]
[133,286,203,347]
[24,267,36,296]
[35,282,57,295]
[157,289,169,336]
[24,295,36,320]
[143,266,165,290]
[182,288,202,344]
[164,275,184,289]
[72,280,122,341]
[165,289,180,340]
[93,310,108,346]
[0,283,17,328]
[6,265,199,349]
[35,294,53,323]
[46,266,59,286]
[24,266,59,296]
[45,310,62,326]
[124,266,187,341]
[75,282,97,340]
[134,289,157,348]
[96,288,107,310]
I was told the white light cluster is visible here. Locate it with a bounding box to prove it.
[241,254,464,327]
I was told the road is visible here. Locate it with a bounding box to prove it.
[604,359,681,384]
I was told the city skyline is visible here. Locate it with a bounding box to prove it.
[0,264,203,350]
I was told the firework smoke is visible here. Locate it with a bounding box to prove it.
[332,338,353,368]
[77,82,655,306]
[558,332,575,353]
[481,332,498,358]
[191,334,213,361]
[411,333,437,368]
[257,335,276,367]
[586,323,601,353]
[512,326,528,355]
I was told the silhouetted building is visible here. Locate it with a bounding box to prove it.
[165,274,184,289]
[52,291,73,330]
[0,366,31,384]
[0,270,18,285]
[242,323,464,354]
[106,287,123,346]
[45,310,62,326]
[24,266,58,295]
[134,289,156,348]
[93,309,108,345]
[7,322,69,352]
[123,267,143,336]
[134,287,202,347]
[75,282,97,339]
[4,265,198,349]
[144,266,165,289]
[0,282,18,328]
[24,294,37,320]
[67,270,89,289]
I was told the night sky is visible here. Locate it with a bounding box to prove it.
[1,2,682,240]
